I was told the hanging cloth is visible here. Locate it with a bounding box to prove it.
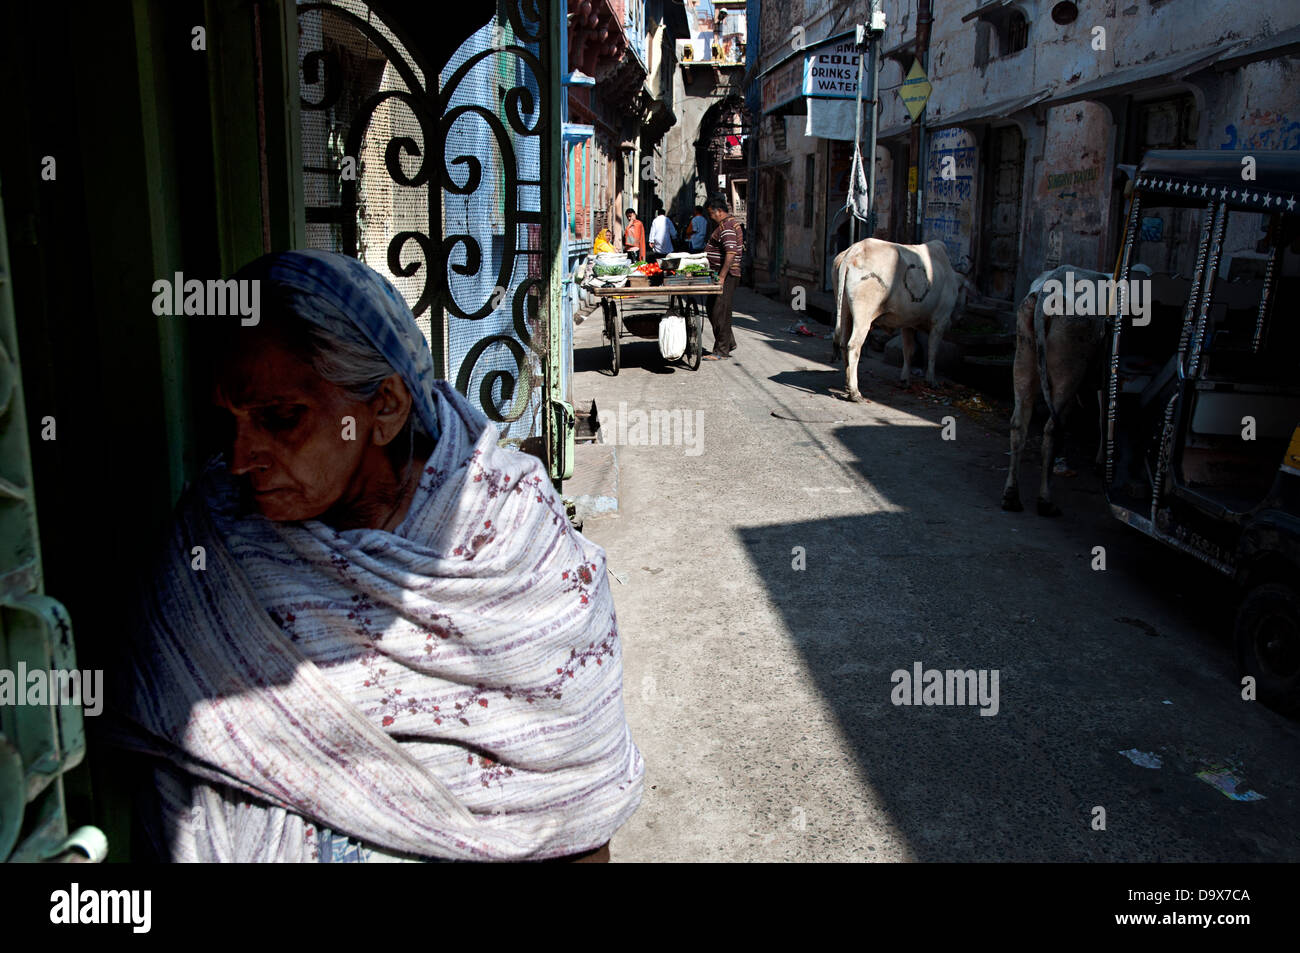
[847,142,871,222]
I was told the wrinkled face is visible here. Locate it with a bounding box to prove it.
[214,340,378,522]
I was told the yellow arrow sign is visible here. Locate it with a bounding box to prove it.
[900,60,932,121]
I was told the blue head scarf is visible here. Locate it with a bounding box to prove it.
[235,250,441,442]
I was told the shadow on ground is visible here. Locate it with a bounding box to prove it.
[735,418,1296,861]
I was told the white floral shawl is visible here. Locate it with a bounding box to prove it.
[117,252,643,861]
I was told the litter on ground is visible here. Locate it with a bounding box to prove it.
[1196,767,1265,801]
[1119,748,1163,769]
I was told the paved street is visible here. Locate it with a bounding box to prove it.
[574,288,1300,862]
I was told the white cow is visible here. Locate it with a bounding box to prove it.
[831,238,963,400]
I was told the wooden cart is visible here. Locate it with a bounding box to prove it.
[591,283,722,375]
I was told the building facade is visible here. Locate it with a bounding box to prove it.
[656,2,749,235]
[750,0,1300,315]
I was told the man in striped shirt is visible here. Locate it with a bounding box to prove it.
[702,195,742,360]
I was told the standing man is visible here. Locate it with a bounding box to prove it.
[648,207,677,264]
[623,208,646,263]
[685,205,709,251]
[685,205,710,316]
[702,195,742,361]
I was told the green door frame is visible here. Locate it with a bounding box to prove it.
[0,183,90,863]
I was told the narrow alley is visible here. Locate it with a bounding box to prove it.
[575,290,1300,861]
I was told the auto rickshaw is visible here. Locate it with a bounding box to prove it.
[1106,149,1300,714]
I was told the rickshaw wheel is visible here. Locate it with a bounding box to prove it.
[1235,582,1300,715]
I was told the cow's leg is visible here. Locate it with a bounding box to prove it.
[898,326,916,386]
[1037,394,1073,516]
[845,308,875,402]
[924,323,945,387]
[1003,320,1037,512]
[1004,392,1030,512]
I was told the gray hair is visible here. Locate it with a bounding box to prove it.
[279,290,430,442]
[305,323,396,399]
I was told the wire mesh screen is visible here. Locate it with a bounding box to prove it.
[442,15,545,443]
[297,0,550,445]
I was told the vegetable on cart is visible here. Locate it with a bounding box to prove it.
[591,282,725,375]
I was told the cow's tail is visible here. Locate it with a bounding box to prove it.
[832,256,849,363]
[1033,297,1063,433]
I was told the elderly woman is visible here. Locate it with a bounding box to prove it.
[118,251,643,861]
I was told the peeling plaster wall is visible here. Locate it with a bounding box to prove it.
[1209,58,1300,151]
[782,116,821,279]
[869,0,1300,300]
[918,0,1300,129]
[1026,101,1114,280]
[1207,57,1300,276]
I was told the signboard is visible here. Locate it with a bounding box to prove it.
[923,127,977,272]
[802,38,860,99]
[762,55,804,114]
[900,60,932,121]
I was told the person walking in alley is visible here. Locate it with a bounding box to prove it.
[685,205,709,251]
[648,207,677,263]
[623,208,646,263]
[702,195,742,360]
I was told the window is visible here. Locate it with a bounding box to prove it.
[804,154,815,228]
[1000,11,1029,56]
[972,7,1029,66]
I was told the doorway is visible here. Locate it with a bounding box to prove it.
[980,125,1024,300]
[772,176,786,283]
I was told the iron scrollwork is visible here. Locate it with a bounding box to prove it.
[296,0,551,429]
[438,30,548,426]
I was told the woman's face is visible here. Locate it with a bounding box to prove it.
[214,339,384,522]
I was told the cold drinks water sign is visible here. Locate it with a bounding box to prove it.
[803,39,860,99]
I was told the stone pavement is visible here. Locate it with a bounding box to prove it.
[570,286,1300,862]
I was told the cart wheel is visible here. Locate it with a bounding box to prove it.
[686,309,702,371]
[604,300,621,376]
